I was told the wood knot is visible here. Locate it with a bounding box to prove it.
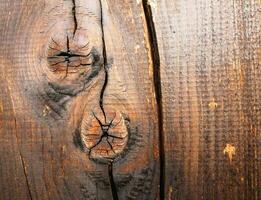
[47,34,101,80]
[43,33,103,115]
[80,110,129,162]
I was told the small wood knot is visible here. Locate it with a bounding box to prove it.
[80,110,129,161]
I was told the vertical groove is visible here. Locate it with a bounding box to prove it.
[142,1,165,199]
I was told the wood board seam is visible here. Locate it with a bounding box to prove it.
[142,0,165,199]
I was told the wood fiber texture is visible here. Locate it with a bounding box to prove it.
[0,0,260,200]
[150,0,261,199]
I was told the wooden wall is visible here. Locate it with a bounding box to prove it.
[0,0,260,199]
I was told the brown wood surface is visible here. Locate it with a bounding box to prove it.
[0,0,160,199]
[0,0,260,200]
[150,0,261,199]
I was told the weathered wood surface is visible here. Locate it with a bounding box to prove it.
[0,0,261,200]
[150,0,261,199]
[0,0,160,199]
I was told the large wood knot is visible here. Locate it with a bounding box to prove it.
[80,109,129,162]
[47,33,101,80]
[43,33,103,115]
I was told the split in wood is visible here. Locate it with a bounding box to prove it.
[71,0,78,36]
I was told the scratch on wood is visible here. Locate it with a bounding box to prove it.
[14,119,33,200]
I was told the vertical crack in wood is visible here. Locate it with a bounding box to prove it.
[142,1,165,199]
[65,36,70,78]
[108,161,119,200]
[14,119,33,200]
[98,0,119,199]
[99,0,108,127]
[89,112,125,156]
[71,0,78,36]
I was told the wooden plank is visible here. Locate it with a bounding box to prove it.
[0,0,160,199]
[100,0,161,199]
[150,0,261,199]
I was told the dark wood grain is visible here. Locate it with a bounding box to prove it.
[150,0,261,199]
